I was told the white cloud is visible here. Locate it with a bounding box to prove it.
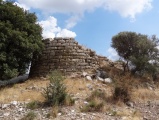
[56,29,76,38]
[17,0,103,14]
[38,16,76,39]
[17,0,153,23]
[104,0,152,20]
[14,2,30,10]
[107,48,119,61]
[65,15,81,29]
[38,16,60,38]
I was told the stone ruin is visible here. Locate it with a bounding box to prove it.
[30,37,112,77]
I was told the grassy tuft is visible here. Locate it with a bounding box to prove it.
[42,70,74,106]
[26,101,41,110]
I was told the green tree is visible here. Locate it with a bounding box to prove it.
[0,0,43,80]
[111,31,159,76]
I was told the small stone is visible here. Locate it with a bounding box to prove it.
[97,76,104,82]
[126,101,134,108]
[84,101,88,105]
[18,108,23,112]
[81,113,86,116]
[58,113,62,116]
[104,78,112,83]
[148,86,153,90]
[2,104,9,109]
[82,72,87,77]
[86,84,93,90]
[143,116,148,120]
[11,101,18,106]
[4,112,10,116]
[71,110,75,113]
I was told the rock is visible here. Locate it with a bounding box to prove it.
[58,113,62,116]
[104,78,112,83]
[126,101,134,108]
[86,75,92,81]
[86,84,93,90]
[148,86,153,90]
[143,116,148,120]
[4,112,10,116]
[84,101,89,105]
[82,72,87,77]
[18,108,23,112]
[71,110,75,113]
[97,76,104,82]
[96,70,108,79]
[1,104,9,109]
[11,101,18,106]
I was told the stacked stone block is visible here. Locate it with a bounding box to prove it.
[30,37,102,77]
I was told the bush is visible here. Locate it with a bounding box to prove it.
[42,70,74,106]
[86,89,106,101]
[26,101,41,110]
[81,100,104,112]
[113,80,131,103]
[81,89,106,112]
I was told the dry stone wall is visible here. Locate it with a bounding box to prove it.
[30,37,109,77]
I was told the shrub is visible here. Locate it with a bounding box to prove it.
[113,80,131,103]
[26,101,41,110]
[81,99,104,112]
[81,89,106,112]
[42,70,74,106]
[86,89,106,101]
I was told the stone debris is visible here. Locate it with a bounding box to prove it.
[104,78,112,83]
[85,75,92,81]
[82,72,88,77]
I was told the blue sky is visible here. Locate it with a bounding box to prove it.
[14,0,159,60]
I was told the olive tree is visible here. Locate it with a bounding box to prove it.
[111,31,159,77]
[0,0,43,80]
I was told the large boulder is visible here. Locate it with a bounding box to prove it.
[96,70,108,79]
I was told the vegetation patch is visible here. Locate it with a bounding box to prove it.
[26,101,41,110]
[81,89,106,112]
[42,70,74,106]
[113,79,132,103]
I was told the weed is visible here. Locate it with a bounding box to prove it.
[86,89,106,101]
[26,101,41,110]
[81,99,104,112]
[113,80,131,103]
[42,70,74,106]
[81,89,105,112]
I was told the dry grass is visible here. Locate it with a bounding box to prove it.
[0,78,49,103]
[64,78,92,96]
[116,108,142,118]
[1,75,159,104]
[0,72,159,120]
[0,77,94,104]
[131,88,159,102]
